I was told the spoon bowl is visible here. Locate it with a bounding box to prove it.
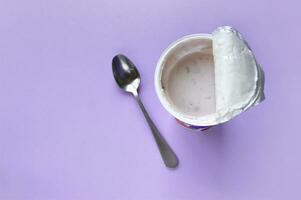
[112,54,140,94]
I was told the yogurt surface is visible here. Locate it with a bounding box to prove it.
[165,51,216,117]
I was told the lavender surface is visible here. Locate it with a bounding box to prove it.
[0,0,300,199]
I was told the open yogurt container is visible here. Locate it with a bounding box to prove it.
[155,26,265,131]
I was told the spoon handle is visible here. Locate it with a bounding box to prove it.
[132,91,179,168]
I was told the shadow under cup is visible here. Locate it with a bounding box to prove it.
[155,34,216,131]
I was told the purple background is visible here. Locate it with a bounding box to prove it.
[0,0,300,199]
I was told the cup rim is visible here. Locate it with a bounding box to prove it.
[154,33,218,126]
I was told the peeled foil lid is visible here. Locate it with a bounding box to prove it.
[212,26,265,124]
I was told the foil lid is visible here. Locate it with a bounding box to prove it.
[212,26,265,124]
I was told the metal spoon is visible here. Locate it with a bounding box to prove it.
[112,54,179,168]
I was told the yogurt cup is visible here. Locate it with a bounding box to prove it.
[154,26,265,131]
